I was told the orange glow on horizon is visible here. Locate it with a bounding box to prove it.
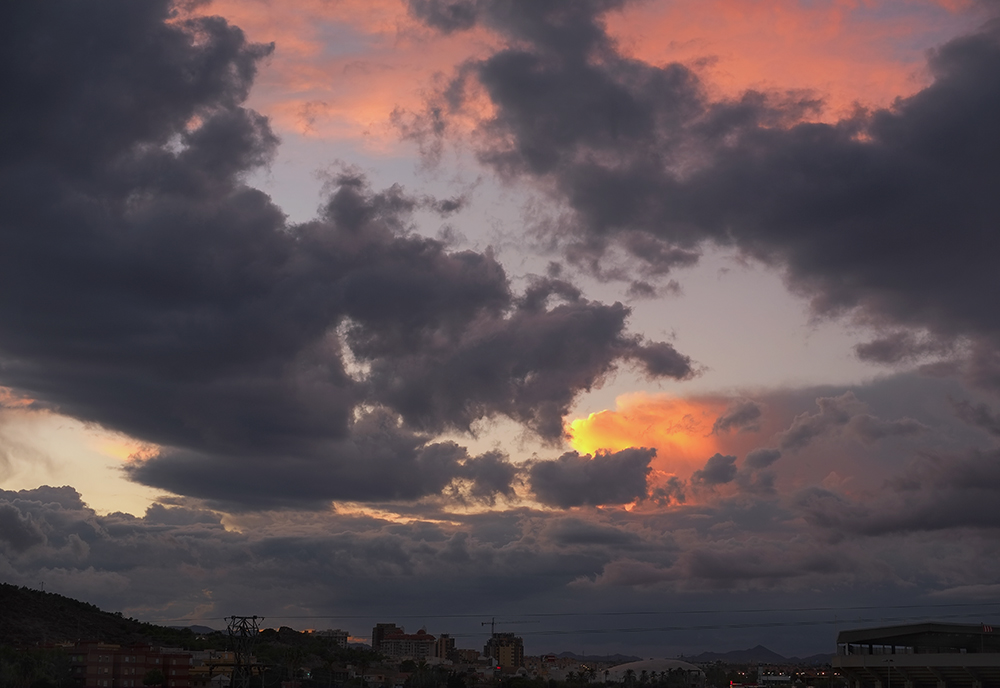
[567,393,727,477]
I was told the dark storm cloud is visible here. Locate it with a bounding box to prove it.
[126,409,512,509]
[0,503,47,552]
[0,0,693,507]
[712,400,763,434]
[460,450,519,504]
[410,1,1000,380]
[528,448,655,507]
[691,453,737,486]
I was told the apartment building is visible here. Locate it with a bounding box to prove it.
[68,641,192,688]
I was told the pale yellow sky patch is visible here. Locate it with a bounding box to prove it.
[0,406,162,516]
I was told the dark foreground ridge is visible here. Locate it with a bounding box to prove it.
[0,583,215,647]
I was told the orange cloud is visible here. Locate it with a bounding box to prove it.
[567,393,728,478]
[605,0,974,121]
[189,0,976,147]
[190,0,500,144]
[0,386,34,408]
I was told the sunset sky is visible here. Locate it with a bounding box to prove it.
[3,0,1000,658]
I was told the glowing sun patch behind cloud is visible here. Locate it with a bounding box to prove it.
[567,393,726,477]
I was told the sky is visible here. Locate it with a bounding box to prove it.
[3,0,1000,660]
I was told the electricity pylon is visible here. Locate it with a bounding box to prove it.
[227,615,263,688]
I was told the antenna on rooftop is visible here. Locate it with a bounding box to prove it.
[482,617,496,637]
[227,615,263,688]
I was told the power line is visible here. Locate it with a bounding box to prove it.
[154,600,1000,624]
[435,610,1000,640]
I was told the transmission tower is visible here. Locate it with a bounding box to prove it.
[227,615,263,688]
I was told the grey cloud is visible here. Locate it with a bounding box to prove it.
[691,453,737,486]
[619,233,701,276]
[0,0,695,508]
[426,194,468,216]
[529,448,655,508]
[407,0,482,33]
[795,448,1000,536]
[734,449,781,495]
[648,476,687,506]
[855,332,949,365]
[735,469,777,495]
[951,398,1000,436]
[585,541,845,591]
[7,481,1000,652]
[142,503,224,527]
[362,286,694,440]
[676,546,843,587]
[849,414,928,443]
[0,502,47,552]
[627,281,656,299]
[5,486,87,512]
[627,340,697,380]
[712,400,763,434]
[412,2,1000,383]
[744,448,781,469]
[779,392,926,450]
[459,450,519,504]
[126,409,471,509]
[779,392,865,450]
[544,517,643,547]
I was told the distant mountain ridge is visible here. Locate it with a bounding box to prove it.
[169,625,219,634]
[682,645,833,665]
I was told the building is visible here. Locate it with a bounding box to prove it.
[484,633,524,672]
[453,649,481,663]
[373,623,403,653]
[834,622,1000,688]
[68,642,192,688]
[435,634,457,660]
[381,629,437,660]
[314,629,349,648]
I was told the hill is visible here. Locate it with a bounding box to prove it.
[0,583,224,648]
[683,645,833,665]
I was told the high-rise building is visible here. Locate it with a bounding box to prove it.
[372,623,401,653]
[435,634,456,660]
[483,633,524,672]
